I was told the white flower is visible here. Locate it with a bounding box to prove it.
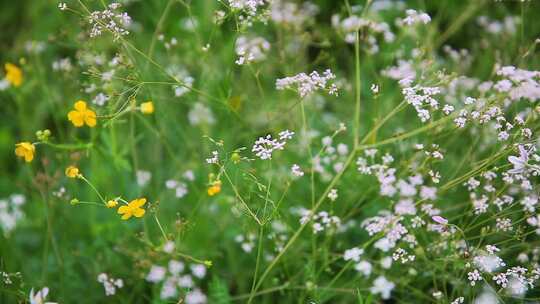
[185,288,207,304]
[146,265,166,282]
[29,287,57,304]
[191,264,207,279]
[508,145,529,174]
[163,241,175,253]
[276,69,338,97]
[136,170,151,187]
[291,164,304,177]
[327,189,338,201]
[343,247,364,262]
[370,276,395,299]
[354,261,372,276]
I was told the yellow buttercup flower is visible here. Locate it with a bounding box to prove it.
[5,63,22,87]
[15,142,35,162]
[117,198,146,220]
[67,100,97,127]
[106,200,118,208]
[207,180,222,196]
[65,166,81,178]
[140,101,154,114]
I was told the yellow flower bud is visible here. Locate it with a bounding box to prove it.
[106,200,119,208]
[65,166,80,178]
[140,101,154,114]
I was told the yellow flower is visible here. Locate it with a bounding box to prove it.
[140,101,154,114]
[5,63,22,87]
[106,200,118,208]
[67,100,97,127]
[117,198,147,220]
[207,180,222,196]
[15,142,35,162]
[65,166,80,178]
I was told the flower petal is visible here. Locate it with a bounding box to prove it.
[118,205,129,214]
[133,208,145,218]
[74,100,87,111]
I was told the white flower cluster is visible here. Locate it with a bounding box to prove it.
[370,276,395,300]
[235,36,270,65]
[477,15,520,35]
[166,66,195,98]
[276,70,338,98]
[166,170,195,199]
[312,137,350,181]
[227,0,268,27]
[291,164,304,177]
[495,66,540,102]
[332,14,394,51]
[97,273,123,296]
[269,0,318,28]
[52,58,73,72]
[252,130,294,160]
[298,208,341,234]
[1,271,21,285]
[399,9,431,26]
[402,85,441,122]
[136,170,152,187]
[88,3,132,40]
[146,260,207,302]
[235,233,257,253]
[0,194,25,236]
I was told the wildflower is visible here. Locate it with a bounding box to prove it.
[432,215,448,225]
[343,247,364,262]
[29,287,56,304]
[328,189,338,201]
[352,261,371,276]
[136,170,152,186]
[15,142,35,162]
[401,9,431,26]
[65,166,81,178]
[508,145,529,174]
[235,36,270,65]
[117,198,147,220]
[97,273,123,296]
[67,100,97,127]
[370,276,395,299]
[276,69,338,97]
[88,3,132,40]
[0,194,26,235]
[106,200,118,208]
[140,101,154,114]
[163,241,175,253]
[5,63,22,87]
[146,265,166,282]
[291,164,304,177]
[207,180,222,196]
[252,130,294,160]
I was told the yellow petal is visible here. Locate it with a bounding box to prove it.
[121,213,132,220]
[74,100,87,111]
[24,151,34,162]
[15,146,25,157]
[117,205,129,214]
[133,208,145,218]
[131,198,146,208]
[68,111,84,127]
[85,114,97,127]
